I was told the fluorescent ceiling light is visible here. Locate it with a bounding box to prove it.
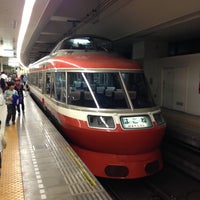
[17,0,36,67]
[9,57,19,67]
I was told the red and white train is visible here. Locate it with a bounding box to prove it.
[28,35,166,179]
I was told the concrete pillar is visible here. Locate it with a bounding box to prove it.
[0,57,3,72]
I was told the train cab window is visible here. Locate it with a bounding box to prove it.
[55,72,66,103]
[52,35,113,52]
[121,72,155,108]
[60,37,94,50]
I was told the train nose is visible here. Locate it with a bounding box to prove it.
[104,160,160,178]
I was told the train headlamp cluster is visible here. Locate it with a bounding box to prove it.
[87,112,165,129]
[87,115,115,129]
[153,112,165,126]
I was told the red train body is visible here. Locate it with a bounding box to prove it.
[28,35,166,179]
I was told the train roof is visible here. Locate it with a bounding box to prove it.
[29,52,142,71]
[29,35,142,71]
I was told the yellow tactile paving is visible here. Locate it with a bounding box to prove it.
[0,124,24,200]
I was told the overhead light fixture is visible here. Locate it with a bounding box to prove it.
[17,0,36,67]
[50,16,80,23]
[50,16,68,22]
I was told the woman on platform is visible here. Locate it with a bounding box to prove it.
[14,78,25,115]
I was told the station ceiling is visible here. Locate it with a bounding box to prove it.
[0,0,200,66]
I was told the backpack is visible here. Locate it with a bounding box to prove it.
[12,94,19,106]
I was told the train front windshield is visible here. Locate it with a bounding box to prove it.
[68,72,155,109]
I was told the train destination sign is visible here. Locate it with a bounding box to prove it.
[121,116,152,129]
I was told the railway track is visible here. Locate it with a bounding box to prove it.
[144,179,177,200]
[162,134,200,181]
[98,174,178,200]
[98,134,200,200]
[99,162,200,200]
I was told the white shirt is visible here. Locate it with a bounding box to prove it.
[0,73,8,80]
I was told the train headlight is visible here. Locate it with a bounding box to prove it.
[87,115,115,129]
[153,112,165,126]
[120,115,152,129]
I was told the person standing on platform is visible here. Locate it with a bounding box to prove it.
[0,133,3,176]
[0,133,7,176]
[14,78,25,115]
[0,133,2,176]
[4,82,19,126]
[22,74,27,87]
[0,89,4,127]
[0,71,8,92]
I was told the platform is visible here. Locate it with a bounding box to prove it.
[0,92,111,200]
[162,108,200,148]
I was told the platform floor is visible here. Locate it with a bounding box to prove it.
[162,108,200,148]
[0,105,23,200]
[0,92,111,200]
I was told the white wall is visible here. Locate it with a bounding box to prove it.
[144,53,200,116]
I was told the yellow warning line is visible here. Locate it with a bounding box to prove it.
[0,125,24,200]
[66,147,97,186]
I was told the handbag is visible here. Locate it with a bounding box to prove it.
[1,134,7,149]
[0,93,4,106]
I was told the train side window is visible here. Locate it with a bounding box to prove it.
[67,72,82,106]
[29,72,38,86]
[44,72,55,98]
[51,73,55,98]
[55,72,66,103]
[45,72,51,95]
[38,72,43,90]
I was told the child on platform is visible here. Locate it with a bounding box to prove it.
[4,82,19,126]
